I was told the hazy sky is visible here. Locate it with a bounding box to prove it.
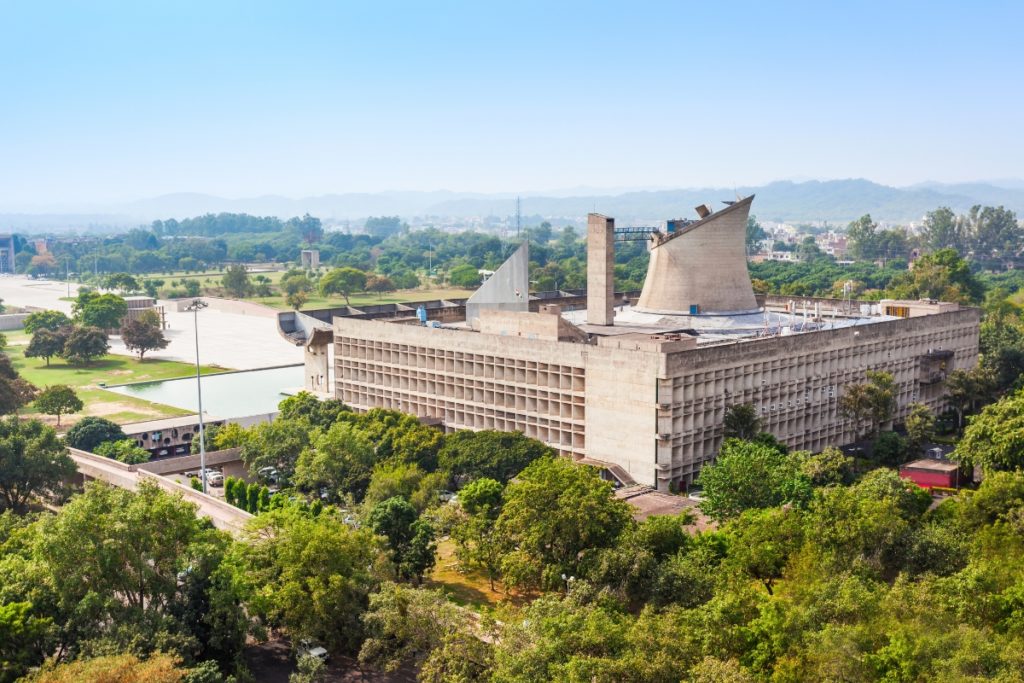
[1,1,1021,206]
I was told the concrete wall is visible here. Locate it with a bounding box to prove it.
[586,214,614,325]
[0,313,30,330]
[331,304,979,491]
[636,197,758,314]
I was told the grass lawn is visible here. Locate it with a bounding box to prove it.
[254,287,475,311]
[6,331,228,427]
[424,539,529,610]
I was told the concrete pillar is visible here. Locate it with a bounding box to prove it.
[587,213,614,326]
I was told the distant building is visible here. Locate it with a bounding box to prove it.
[300,250,320,269]
[0,235,13,273]
[124,296,167,329]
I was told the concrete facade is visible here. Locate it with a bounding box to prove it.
[331,301,978,490]
[587,214,615,325]
[636,196,758,314]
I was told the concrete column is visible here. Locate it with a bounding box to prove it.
[587,213,614,326]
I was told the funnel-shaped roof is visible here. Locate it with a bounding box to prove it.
[465,242,529,326]
[635,195,757,315]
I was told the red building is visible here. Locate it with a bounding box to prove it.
[899,459,962,489]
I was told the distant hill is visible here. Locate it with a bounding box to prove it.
[114,179,1024,224]
[4,179,1024,231]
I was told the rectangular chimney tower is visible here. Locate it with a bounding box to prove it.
[587,213,614,326]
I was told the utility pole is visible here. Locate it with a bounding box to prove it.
[186,299,209,493]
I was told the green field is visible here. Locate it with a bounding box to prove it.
[6,331,227,427]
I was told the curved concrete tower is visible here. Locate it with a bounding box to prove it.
[635,195,758,315]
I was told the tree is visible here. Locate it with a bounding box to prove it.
[0,417,73,512]
[362,461,427,509]
[22,310,71,335]
[793,446,854,486]
[240,418,319,485]
[103,272,141,293]
[319,267,367,305]
[277,391,349,429]
[4,481,246,666]
[221,264,252,298]
[364,216,404,239]
[0,601,52,683]
[25,653,188,683]
[32,385,82,426]
[437,430,552,484]
[846,214,879,260]
[60,326,109,365]
[945,366,996,432]
[24,328,69,366]
[723,403,762,440]
[839,370,896,439]
[451,477,505,590]
[280,272,313,297]
[496,457,632,590]
[722,507,804,595]
[95,439,151,464]
[359,582,488,677]
[366,274,395,299]
[904,403,936,455]
[289,421,374,500]
[921,207,964,253]
[64,416,126,452]
[289,214,324,246]
[889,248,984,304]
[697,439,812,522]
[76,293,128,330]
[367,497,436,582]
[745,216,768,255]
[0,356,38,415]
[231,506,387,654]
[120,316,169,360]
[954,389,1024,472]
[448,264,481,288]
[285,291,308,310]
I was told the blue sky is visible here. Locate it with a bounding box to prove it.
[0,1,1021,206]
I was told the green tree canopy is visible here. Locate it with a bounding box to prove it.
[120,316,168,360]
[319,267,367,305]
[75,293,128,330]
[955,388,1024,472]
[94,438,150,465]
[63,416,126,452]
[697,439,812,522]
[438,429,553,484]
[496,457,632,590]
[32,385,82,426]
[220,264,252,298]
[60,326,109,365]
[0,417,73,512]
[231,505,387,654]
[24,328,69,367]
[22,310,71,335]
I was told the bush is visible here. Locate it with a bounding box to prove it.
[64,416,127,452]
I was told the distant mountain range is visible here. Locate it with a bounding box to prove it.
[3,179,1024,232]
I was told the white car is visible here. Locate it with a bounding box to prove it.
[205,471,224,487]
[297,640,329,663]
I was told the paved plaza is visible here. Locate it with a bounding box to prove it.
[0,276,302,370]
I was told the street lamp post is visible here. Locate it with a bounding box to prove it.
[185,299,209,493]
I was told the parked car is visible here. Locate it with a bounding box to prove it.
[205,471,224,487]
[297,640,329,663]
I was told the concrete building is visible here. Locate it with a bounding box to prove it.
[123,295,167,328]
[0,235,14,274]
[300,250,320,269]
[280,197,979,491]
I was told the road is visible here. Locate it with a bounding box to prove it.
[68,448,253,534]
[0,276,302,369]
